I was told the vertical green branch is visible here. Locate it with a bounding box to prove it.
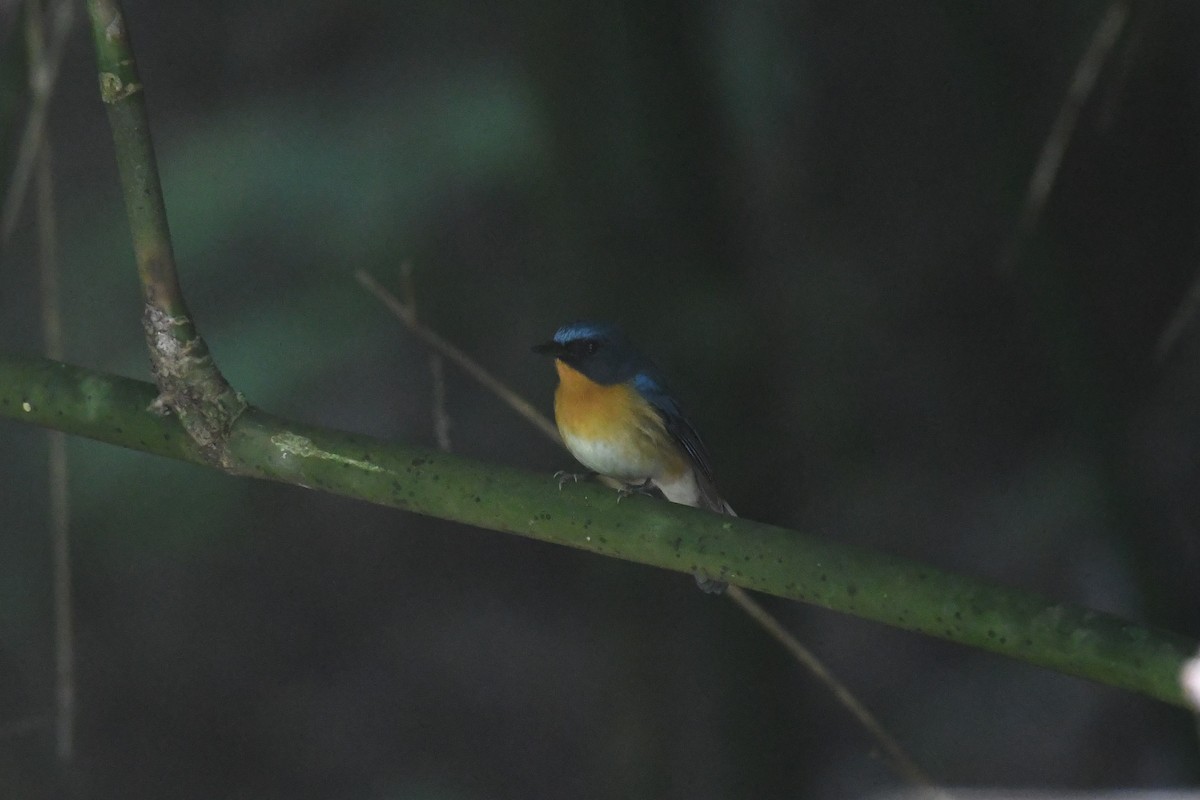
[85,0,245,466]
[85,0,179,314]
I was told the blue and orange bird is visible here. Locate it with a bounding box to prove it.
[533,321,735,522]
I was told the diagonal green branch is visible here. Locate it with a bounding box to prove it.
[1,350,1195,708]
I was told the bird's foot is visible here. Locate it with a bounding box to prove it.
[616,478,656,502]
[554,470,596,490]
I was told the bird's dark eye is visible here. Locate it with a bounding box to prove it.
[564,337,603,361]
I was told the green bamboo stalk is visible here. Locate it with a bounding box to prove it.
[84,0,244,463]
[1,351,1194,708]
[85,0,181,316]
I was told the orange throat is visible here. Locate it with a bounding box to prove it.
[552,360,633,438]
[551,359,686,481]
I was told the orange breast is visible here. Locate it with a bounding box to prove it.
[553,360,640,437]
[552,360,686,480]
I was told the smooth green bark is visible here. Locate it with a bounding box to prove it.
[1,351,1195,708]
[86,0,181,315]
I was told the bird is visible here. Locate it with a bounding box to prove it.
[533,321,734,591]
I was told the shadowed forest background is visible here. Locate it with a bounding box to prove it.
[2,1,1200,797]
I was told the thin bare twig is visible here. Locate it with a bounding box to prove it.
[0,0,72,248]
[725,586,945,792]
[399,261,418,319]
[26,0,73,765]
[997,0,1130,274]
[356,269,561,442]
[38,130,73,768]
[356,269,941,790]
[399,263,453,451]
[1097,3,1151,131]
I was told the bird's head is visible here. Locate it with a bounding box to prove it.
[533,321,643,385]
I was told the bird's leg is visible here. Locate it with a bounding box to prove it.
[554,469,597,489]
[616,478,656,502]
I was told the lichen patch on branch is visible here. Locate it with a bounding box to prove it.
[270,432,384,473]
[97,72,141,103]
[142,305,246,466]
[103,10,124,43]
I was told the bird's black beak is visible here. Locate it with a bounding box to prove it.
[532,341,561,357]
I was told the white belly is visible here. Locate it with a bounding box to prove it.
[562,430,663,482]
[562,430,705,507]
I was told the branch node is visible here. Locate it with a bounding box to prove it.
[142,306,247,467]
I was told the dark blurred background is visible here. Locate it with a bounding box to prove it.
[2,0,1200,797]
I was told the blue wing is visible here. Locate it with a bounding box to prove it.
[633,372,716,484]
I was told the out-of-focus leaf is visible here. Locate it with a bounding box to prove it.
[59,66,545,385]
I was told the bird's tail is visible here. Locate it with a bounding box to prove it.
[693,475,736,594]
[695,473,736,517]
